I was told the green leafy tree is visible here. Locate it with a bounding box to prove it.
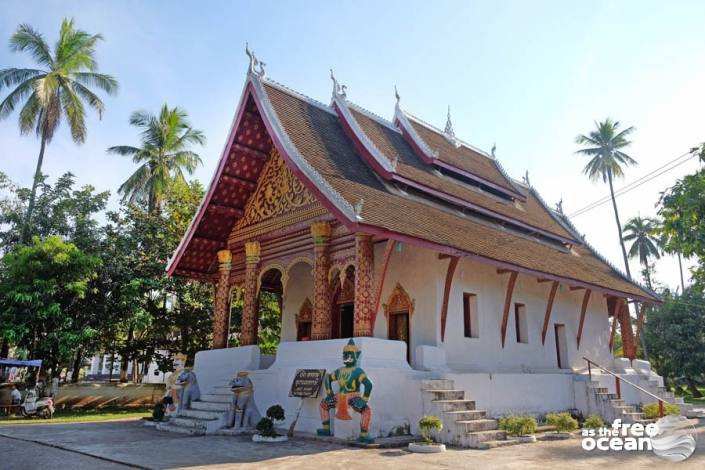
[658,166,705,286]
[0,236,101,377]
[0,18,118,241]
[108,105,205,212]
[575,119,637,278]
[622,216,661,288]
[644,287,705,397]
[0,172,109,254]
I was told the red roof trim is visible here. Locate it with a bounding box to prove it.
[166,81,257,276]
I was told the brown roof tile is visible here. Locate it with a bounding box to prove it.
[263,82,656,301]
[348,107,575,242]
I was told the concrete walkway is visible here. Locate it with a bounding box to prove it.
[0,419,703,469]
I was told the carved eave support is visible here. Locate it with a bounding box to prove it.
[576,289,593,349]
[440,256,460,342]
[499,271,518,348]
[541,281,560,345]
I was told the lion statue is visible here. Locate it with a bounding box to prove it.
[164,353,201,415]
[227,371,261,429]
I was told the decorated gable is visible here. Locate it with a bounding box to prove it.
[230,149,324,241]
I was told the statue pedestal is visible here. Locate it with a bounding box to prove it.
[332,413,362,440]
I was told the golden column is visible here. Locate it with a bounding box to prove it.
[240,241,261,346]
[212,249,232,349]
[310,222,332,340]
[354,233,374,336]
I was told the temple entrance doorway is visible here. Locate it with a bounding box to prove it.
[388,311,410,362]
[384,283,414,364]
[331,265,355,339]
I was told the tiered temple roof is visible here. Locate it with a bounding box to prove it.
[167,60,659,303]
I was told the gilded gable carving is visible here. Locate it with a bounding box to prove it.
[236,149,317,229]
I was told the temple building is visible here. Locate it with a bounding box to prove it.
[162,50,676,445]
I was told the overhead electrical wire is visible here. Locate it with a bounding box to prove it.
[568,150,699,218]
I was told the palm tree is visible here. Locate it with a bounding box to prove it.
[575,119,637,278]
[622,216,661,288]
[0,18,118,242]
[108,105,205,212]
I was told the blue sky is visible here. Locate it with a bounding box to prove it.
[2,1,704,290]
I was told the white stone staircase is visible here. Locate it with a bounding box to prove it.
[585,381,650,424]
[156,384,232,435]
[422,379,515,449]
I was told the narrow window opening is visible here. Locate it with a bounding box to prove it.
[463,293,479,338]
[514,303,528,344]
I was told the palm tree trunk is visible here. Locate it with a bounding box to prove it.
[22,132,48,244]
[677,252,685,292]
[608,170,632,279]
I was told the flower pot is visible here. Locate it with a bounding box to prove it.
[252,434,288,443]
[408,442,446,453]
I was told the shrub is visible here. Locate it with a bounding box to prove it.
[583,415,604,429]
[498,415,537,436]
[545,412,578,432]
[418,415,443,443]
[642,402,680,419]
[256,404,286,437]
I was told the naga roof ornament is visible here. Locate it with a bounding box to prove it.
[245,42,266,78]
[330,69,347,99]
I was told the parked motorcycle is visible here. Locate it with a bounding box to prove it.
[21,387,55,418]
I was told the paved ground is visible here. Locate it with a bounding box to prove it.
[0,419,703,469]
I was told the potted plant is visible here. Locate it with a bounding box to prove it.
[545,412,578,439]
[408,415,446,453]
[498,415,537,443]
[253,404,288,443]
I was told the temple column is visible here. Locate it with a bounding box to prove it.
[354,233,374,337]
[310,222,332,340]
[240,241,261,346]
[212,249,232,349]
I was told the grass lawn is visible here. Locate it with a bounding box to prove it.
[673,385,705,405]
[0,407,151,425]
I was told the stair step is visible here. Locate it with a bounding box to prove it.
[464,429,507,446]
[433,399,476,411]
[444,410,486,420]
[179,408,225,420]
[457,419,498,432]
[425,390,465,400]
[200,393,232,403]
[476,438,522,449]
[190,401,230,411]
[155,423,205,436]
[170,416,214,429]
[421,379,454,390]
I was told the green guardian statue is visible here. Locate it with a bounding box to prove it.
[317,338,374,443]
